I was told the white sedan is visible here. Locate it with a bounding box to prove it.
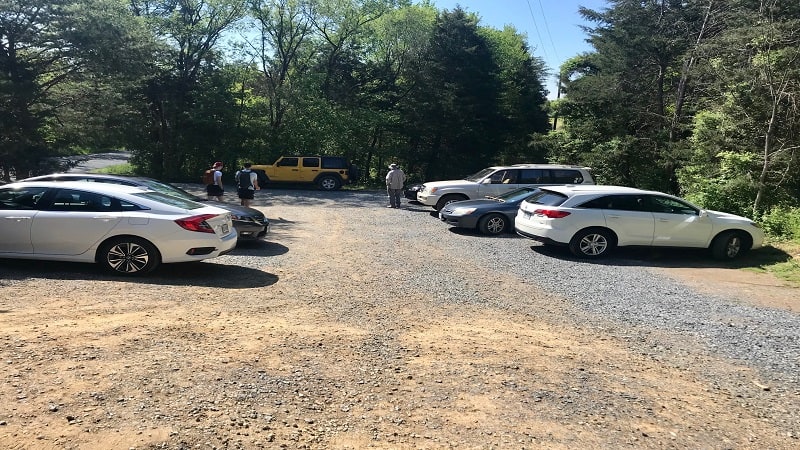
[515,185,765,259]
[0,181,237,275]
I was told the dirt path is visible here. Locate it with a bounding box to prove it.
[1,194,798,449]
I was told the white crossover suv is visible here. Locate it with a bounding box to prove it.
[416,164,594,211]
[514,185,765,260]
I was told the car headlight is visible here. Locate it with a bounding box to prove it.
[450,207,477,216]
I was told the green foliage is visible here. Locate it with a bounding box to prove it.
[761,206,800,241]
[677,150,757,217]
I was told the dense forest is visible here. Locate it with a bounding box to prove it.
[1,0,799,229]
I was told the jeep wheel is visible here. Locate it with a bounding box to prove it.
[317,175,341,191]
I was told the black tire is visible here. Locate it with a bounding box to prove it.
[317,175,341,191]
[568,228,615,258]
[478,213,508,235]
[98,236,161,275]
[711,231,747,260]
[435,194,467,211]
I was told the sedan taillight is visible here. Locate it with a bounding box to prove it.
[175,214,217,233]
[534,209,571,219]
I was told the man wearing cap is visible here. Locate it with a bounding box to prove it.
[206,161,225,201]
[385,163,406,208]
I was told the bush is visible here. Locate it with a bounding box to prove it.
[761,206,800,241]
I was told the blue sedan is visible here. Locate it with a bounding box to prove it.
[439,187,540,235]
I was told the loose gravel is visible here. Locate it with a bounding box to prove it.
[1,186,799,449]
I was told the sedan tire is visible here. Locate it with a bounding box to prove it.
[569,228,615,258]
[711,231,746,260]
[98,236,161,275]
[478,214,508,235]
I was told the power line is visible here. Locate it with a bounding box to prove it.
[536,0,560,64]
[524,0,549,62]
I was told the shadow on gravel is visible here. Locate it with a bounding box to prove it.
[446,227,522,239]
[231,240,289,257]
[527,243,794,269]
[0,259,279,288]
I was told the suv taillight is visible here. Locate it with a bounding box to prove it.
[534,209,571,219]
[175,214,217,233]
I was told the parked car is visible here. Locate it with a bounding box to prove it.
[20,173,268,241]
[514,185,765,260]
[417,164,594,211]
[439,187,540,235]
[251,155,359,191]
[404,184,423,201]
[0,181,237,275]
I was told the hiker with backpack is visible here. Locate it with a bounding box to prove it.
[204,161,225,201]
[235,162,260,207]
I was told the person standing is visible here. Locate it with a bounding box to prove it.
[206,161,225,201]
[235,163,260,207]
[385,163,406,208]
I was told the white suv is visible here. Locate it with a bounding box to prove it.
[514,185,765,260]
[416,164,594,211]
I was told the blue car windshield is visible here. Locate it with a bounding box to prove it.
[496,187,541,203]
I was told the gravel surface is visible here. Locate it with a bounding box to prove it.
[1,186,799,449]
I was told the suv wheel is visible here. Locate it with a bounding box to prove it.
[317,175,341,191]
[569,228,615,258]
[435,194,467,211]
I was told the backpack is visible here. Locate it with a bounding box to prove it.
[237,169,253,189]
[202,169,215,185]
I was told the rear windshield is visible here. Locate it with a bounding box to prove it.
[134,191,205,209]
[522,189,568,206]
[137,179,196,200]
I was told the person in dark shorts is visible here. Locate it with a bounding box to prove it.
[206,161,225,201]
[235,162,260,207]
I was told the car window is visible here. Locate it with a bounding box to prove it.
[302,157,320,168]
[464,168,495,182]
[646,195,699,215]
[45,188,121,212]
[277,158,298,167]
[489,169,519,184]
[522,189,568,206]
[551,169,584,184]
[518,169,549,184]
[321,157,348,169]
[580,194,646,211]
[0,186,48,210]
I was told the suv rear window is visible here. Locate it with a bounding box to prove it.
[321,157,348,169]
[522,189,568,206]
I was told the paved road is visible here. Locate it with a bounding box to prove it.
[66,151,131,172]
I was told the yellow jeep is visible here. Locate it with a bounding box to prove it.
[251,156,359,191]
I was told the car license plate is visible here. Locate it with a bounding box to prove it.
[522,211,531,220]
[438,213,444,220]
[221,223,229,234]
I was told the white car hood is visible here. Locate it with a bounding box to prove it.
[423,179,477,189]
[705,210,755,224]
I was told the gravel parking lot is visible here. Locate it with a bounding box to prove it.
[1,186,799,449]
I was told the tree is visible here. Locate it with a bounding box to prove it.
[0,0,150,180]
[128,0,246,179]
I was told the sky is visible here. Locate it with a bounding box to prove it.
[431,0,609,99]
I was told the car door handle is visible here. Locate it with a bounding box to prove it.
[92,216,117,221]
[3,216,32,221]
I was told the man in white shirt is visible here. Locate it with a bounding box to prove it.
[385,163,406,208]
